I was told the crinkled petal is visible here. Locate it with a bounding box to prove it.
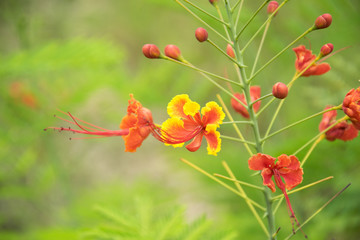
[204,124,221,156]
[231,93,249,118]
[201,101,225,126]
[248,153,276,171]
[280,168,304,191]
[250,86,262,113]
[311,62,331,76]
[161,117,196,147]
[167,94,191,118]
[319,106,337,132]
[183,101,200,117]
[276,154,300,170]
[338,123,358,141]
[186,133,204,152]
[122,127,150,152]
[261,168,276,192]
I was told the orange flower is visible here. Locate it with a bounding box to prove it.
[293,45,331,77]
[45,94,153,152]
[231,86,261,118]
[152,94,225,156]
[248,153,305,234]
[343,87,360,130]
[319,106,358,141]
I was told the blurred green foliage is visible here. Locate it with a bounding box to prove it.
[0,0,359,239]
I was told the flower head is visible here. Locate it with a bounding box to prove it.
[319,106,358,141]
[343,87,360,130]
[195,27,208,42]
[293,45,331,77]
[152,94,225,156]
[45,94,153,152]
[272,82,288,99]
[231,86,261,118]
[142,44,161,59]
[314,13,332,29]
[249,153,305,235]
[267,1,279,16]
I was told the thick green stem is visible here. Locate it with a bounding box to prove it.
[224,1,276,238]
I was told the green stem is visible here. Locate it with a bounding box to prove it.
[175,0,231,43]
[207,39,246,68]
[247,26,315,83]
[234,0,245,30]
[163,56,243,87]
[236,0,270,40]
[251,20,271,77]
[221,135,256,145]
[300,135,324,167]
[232,0,244,13]
[251,93,273,107]
[182,0,230,26]
[262,105,342,142]
[284,183,351,240]
[224,1,276,238]
[292,116,349,156]
[215,4,231,40]
[222,120,253,125]
[214,173,265,191]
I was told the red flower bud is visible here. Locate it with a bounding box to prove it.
[314,13,332,29]
[267,1,279,16]
[142,44,160,59]
[164,44,182,60]
[320,43,334,56]
[195,27,208,42]
[209,0,218,5]
[226,44,235,58]
[272,82,288,99]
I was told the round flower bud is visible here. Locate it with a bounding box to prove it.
[226,44,235,58]
[142,44,160,59]
[320,43,334,57]
[209,0,218,5]
[164,44,182,60]
[314,13,332,29]
[195,27,208,42]
[267,1,279,16]
[272,82,288,99]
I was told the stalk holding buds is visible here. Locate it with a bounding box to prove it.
[314,13,332,29]
[267,1,279,16]
[195,27,208,42]
[320,43,334,57]
[209,0,218,5]
[272,82,288,99]
[142,44,161,59]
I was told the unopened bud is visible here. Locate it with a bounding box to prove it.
[272,82,288,99]
[164,44,182,60]
[314,13,332,29]
[195,27,208,42]
[267,1,279,16]
[142,44,160,59]
[226,44,235,58]
[320,43,334,56]
[209,0,218,5]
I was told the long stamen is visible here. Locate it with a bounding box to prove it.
[149,123,203,144]
[57,109,111,131]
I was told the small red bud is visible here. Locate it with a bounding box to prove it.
[209,0,218,5]
[142,44,160,59]
[314,13,332,29]
[164,44,182,60]
[272,82,288,99]
[226,44,235,58]
[320,43,334,56]
[267,1,279,16]
[195,27,208,42]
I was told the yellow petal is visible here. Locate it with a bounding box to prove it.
[167,94,191,118]
[183,101,200,117]
[204,124,221,156]
[201,101,225,126]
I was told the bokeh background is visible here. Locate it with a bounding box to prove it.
[1,0,359,239]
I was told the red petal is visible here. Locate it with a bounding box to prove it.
[248,153,275,171]
[261,168,276,192]
[338,123,358,141]
[311,62,331,76]
[281,168,304,191]
[122,127,150,152]
[186,133,204,152]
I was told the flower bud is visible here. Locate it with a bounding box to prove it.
[142,44,160,59]
[320,43,334,56]
[226,44,235,58]
[272,82,288,99]
[195,27,208,42]
[267,1,279,16]
[314,13,332,29]
[209,0,218,5]
[164,44,182,60]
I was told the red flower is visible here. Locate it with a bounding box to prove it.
[293,45,331,77]
[45,94,153,152]
[343,87,360,130]
[248,153,304,233]
[231,86,261,118]
[151,94,225,156]
[319,106,358,141]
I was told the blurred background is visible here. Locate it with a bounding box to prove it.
[0,0,359,239]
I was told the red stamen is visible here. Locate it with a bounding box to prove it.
[149,123,203,145]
